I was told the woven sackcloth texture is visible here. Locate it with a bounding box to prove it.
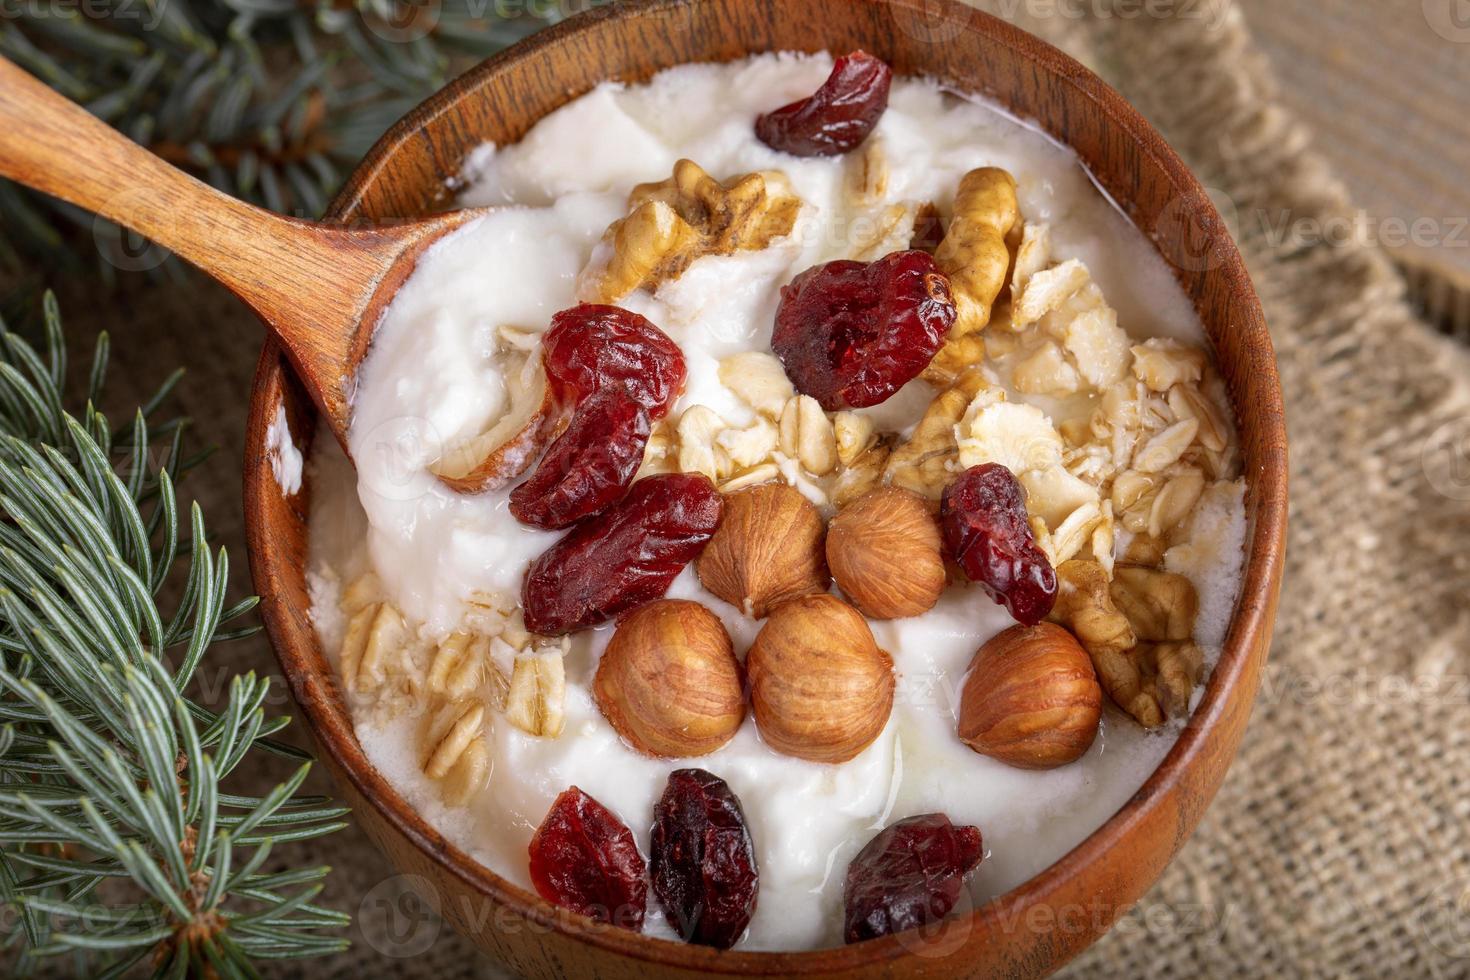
[7,1,1470,976]
[1014,4,1470,976]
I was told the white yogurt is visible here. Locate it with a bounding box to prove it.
[309,53,1247,951]
[266,404,303,495]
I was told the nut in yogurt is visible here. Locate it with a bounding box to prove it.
[594,600,745,758]
[827,486,945,619]
[697,483,830,618]
[746,595,895,763]
[585,159,802,303]
[958,623,1102,770]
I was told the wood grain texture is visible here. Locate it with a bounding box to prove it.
[0,55,474,444]
[243,1,1289,976]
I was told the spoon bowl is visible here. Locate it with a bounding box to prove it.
[240,1,1287,977]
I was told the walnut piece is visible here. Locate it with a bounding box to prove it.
[1119,532,1167,567]
[1051,560,1156,725]
[1110,566,1199,642]
[1050,560,1202,729]
[1137,641,1205,719]
[1051,560,1136,660]
[885,369,989,500]
[927,168,1020,383]
[584,159,802,303]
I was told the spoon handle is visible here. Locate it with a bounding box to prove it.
[0,55,425,435]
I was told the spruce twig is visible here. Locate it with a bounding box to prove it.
[0,292,350,975]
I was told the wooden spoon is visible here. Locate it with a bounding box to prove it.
[0,55,474,447]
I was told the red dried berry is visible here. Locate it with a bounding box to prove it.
[522,474,723,634]
[755,51,893,157]
[529,787,647,929]
[509,389,651,530]
[772,251,956,410]
[940,464,1058,625]
[542,304,686,419]
[843,813,984,945]
[651,769,759,950]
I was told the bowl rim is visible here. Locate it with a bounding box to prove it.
[244,0,1288,972]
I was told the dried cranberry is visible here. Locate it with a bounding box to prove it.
[522,474,723,634]
[529,787,647,929]
[542,304,686,419]
[755,51,893,157]
[843,813,983,945]
[940,464,1057,625]
[772,251,956,410]
[651,769,759,950]
[509,389,651,529]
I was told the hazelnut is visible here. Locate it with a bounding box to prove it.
[594,600,745,758]
[696,483,829,618]
[826,486,946,619]
[958,623,1102,770]
[747,595,894,763]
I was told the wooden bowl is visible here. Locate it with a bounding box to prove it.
[243,1,1288,975]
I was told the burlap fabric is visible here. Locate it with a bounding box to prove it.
[11,1,1470,976]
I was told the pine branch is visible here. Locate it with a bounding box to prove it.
[0,0,563,273]
[0,291,351,975]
